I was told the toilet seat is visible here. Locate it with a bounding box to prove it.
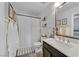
[34,42,42,48]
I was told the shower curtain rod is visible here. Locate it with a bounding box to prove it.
[16,13,41,19]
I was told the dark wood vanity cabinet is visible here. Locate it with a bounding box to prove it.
[43,41,67,57]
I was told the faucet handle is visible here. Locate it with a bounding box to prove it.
[67,40,70,43]
[65,40,70,44]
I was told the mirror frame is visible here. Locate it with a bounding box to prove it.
[55,2,79,40]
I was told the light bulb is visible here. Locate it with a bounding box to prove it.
[54,2,64,8]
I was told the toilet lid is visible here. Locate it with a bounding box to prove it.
[34,42,42,46]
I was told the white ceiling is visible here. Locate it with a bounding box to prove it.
[56,2,79,13]
[11,2,54,17]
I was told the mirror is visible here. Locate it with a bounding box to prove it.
[55,2,79,38]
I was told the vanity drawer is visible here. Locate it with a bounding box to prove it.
[43,41,67,57]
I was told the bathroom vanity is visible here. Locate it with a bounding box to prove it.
[43,38,79,57]
[43,41,67,57]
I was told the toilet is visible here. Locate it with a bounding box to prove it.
[33,42,42,53]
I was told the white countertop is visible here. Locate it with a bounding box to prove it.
[42,38,79,57]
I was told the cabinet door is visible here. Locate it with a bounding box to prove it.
[43,42,67,57]
[43,47,52,57]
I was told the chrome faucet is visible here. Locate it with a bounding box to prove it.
[64,39,70,44]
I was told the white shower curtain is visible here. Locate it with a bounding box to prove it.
[31,18,41,43]
[17,16,32,48]
[7,19,19,57]
[17,16,41,48]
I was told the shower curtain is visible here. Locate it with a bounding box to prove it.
[17,16,41,49]
[17,16,32,48]
[7,19,19,57]
[31,18,41,43]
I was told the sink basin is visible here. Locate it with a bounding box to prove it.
[43,38,79,57]
[48,39,74,49]
[57,41,73,49]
